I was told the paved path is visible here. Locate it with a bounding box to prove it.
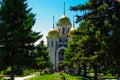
[105,79,118,80]
[15,74,35,80]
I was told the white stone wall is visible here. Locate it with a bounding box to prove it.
[47,37,59,70]
[47,15,73,70]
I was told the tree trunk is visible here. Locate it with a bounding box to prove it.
[93,65,98,80]
[77,63,81,75]
[10,66,14,80]
[78,68,81,75]
[117,66,120,79]
[83,63,86,77]
[118,73,120,79]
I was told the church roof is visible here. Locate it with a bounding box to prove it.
[58,14,71,25]
[48,28,59,37]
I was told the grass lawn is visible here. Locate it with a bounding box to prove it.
[27,73,92,80]
[27,74,53,80]
[99,74,117,79]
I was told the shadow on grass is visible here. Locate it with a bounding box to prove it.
[70,74,94,80]
[78,76,94,80]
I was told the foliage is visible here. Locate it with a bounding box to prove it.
[28,74,53,80]
[28,73,89,80]
[2,67,11,75]
[33,40,52,70]
[22,69,35,77]
[67,0,120,79]
[41,68,50,75]
[0,0,41,79]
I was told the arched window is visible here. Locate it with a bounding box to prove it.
[51,41,53,47]
[63,28,65,34]
[56,41,57,47]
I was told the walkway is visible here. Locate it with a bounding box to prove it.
[15,74,35,80]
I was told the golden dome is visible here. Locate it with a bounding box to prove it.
[48,28,59,37]
[58,14,71,25]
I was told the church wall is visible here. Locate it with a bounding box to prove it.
[47,37,59,70]
[58,24,71,43]
[47,12,74,70]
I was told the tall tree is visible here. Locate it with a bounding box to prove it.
[107,0,120,78]
[64,23,87,76]
[0,0,41,79]
[71,0,120,79]
[65,20,103,78]
[33,40,52,70]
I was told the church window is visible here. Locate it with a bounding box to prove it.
[63,28,65,34]
[56,42,57,47]
[51,41,53,47]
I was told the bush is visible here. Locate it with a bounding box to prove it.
[49,73,67,80]
[22,69,35,76]
[41,68,50,75]
[3,67,11,75]
[2,66,23,76]
[14,67,23,76]
[60,73,66,80]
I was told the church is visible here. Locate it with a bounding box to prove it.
[46,7,75,70]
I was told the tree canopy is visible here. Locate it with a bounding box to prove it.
[0,0,41,79]
[64,0,120,79]
[33,40,52,70]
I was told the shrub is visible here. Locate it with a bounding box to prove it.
[41,68,50,75]
[3,67,11,75]
[49,73,67,80]
[60,73,66,80]
[23,69,35,76]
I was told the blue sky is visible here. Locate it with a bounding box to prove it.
[27,0,88,45]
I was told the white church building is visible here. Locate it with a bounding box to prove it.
[47,9,75,70]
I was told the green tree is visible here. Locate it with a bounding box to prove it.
[71,0,120,79]
[0,0,41,79]
[65,20,102,78]
[64,41,79,73]
[33,40,52,70]
[107,0,120,77]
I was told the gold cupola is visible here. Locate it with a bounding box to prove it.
[48,16,59,38]
[58,14,71,25]
[68,16,76,37]
[58,3,71,26]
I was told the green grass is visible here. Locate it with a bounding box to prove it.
[27,73,92,80]
[27,74,53,80]
[99,74,117,79]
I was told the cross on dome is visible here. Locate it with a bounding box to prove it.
[64,2,65,15]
